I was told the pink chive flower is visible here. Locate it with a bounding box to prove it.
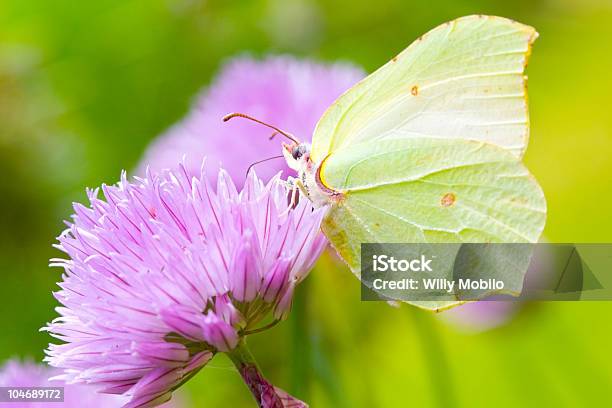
[139,55,364,185]
[0,359,128,407]
[43,164,327,408]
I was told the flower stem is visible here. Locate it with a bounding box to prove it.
[227,339,284,408]
[227,338,258,367]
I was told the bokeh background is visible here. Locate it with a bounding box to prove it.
[1,0,612,406]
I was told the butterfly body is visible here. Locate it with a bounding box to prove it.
[282,142,343,209]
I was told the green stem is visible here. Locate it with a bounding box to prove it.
[227,338,284,408]
[227,338,258,367]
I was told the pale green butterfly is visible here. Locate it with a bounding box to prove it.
[224,15,546,310]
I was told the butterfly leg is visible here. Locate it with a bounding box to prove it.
[295,179,309,201]
[288,179,301,209]
[290,185,299,209]
[282,176,306,214]
[283,176,296,190]
[284,176,297,201]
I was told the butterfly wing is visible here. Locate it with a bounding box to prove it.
[320,137,546,310]
[310,15,537,162]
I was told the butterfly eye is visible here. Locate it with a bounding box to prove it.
[292,146,304,160]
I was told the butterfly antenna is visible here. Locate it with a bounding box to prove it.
[223,113,300,144]
[246,155,285,176]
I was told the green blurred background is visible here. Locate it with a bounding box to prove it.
[1,0,611,406]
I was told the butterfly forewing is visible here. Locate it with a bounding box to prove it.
[311,15,537,162]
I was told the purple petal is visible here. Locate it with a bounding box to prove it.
[230,230,263,302]
[127,367,182,401]
[215,294,245,328]
[201,313,239,352]
[131,341,190,368]
[274,281,296,320]
[160,305,206,342]
[261,258,291,303]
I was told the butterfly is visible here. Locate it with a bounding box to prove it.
[224,15,546,309]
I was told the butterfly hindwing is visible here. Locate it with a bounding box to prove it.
[320,137,546,309]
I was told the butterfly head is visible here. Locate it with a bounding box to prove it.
[282,142,311,171]
[221,112,311,172]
